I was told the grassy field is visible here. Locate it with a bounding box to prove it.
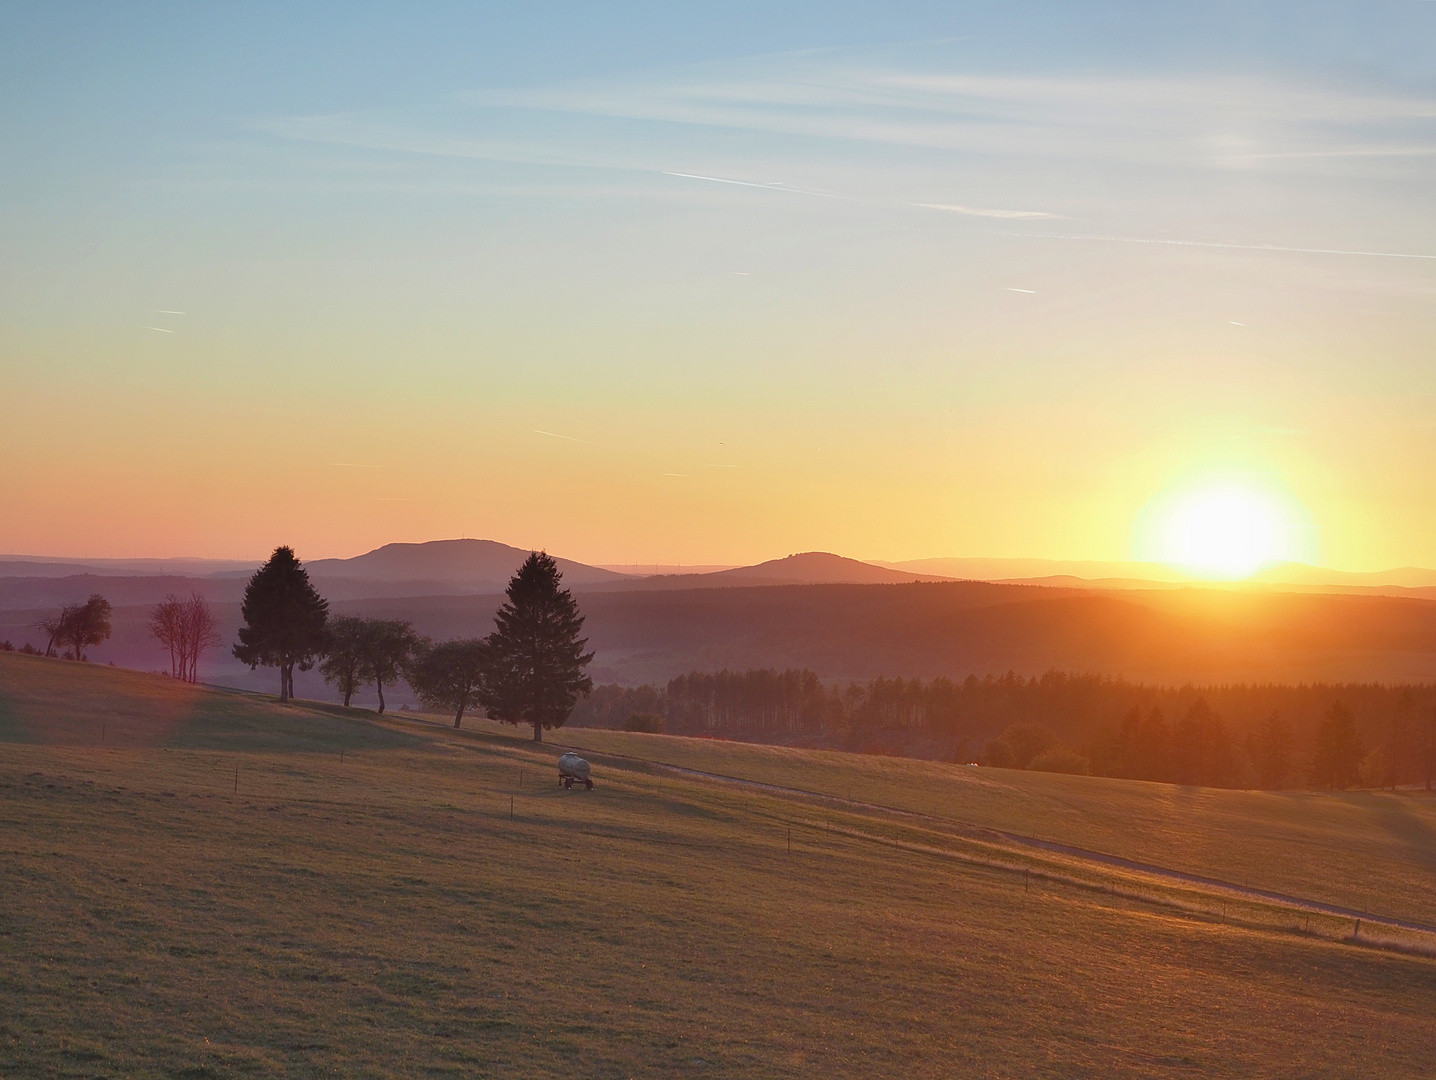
[549,726,1436,932]
[3,653,1436,1078]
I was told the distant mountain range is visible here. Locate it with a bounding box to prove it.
[3,540,1435,610]
[5,539,1436,699]
[303,539,628,590]
[876,557,1436,591]
[591,552,956,591]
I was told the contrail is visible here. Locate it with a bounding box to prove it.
[663,171,852,201]
[1005,288,1036,294]
[534,429,604,447]
[153,310,187,315]
[144,326,174,333]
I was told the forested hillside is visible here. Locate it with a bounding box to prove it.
[571,668,1436,790]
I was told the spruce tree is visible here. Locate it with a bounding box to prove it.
[233,546,329,701]
[1310,701,1365,790]
[480,552,594,741]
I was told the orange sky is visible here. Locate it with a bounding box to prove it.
[3,7,1434,571]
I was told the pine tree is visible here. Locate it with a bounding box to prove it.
[479,552,594,742]
[233,546,329,701]
[1252,711,1294,789]
[1310,701,1365,790]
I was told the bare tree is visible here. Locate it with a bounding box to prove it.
[149,596,186,678]
[148,593,221,682]
[35,611,67,657]
[182,593,222,682]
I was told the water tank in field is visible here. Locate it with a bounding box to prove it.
[557,752,590,780]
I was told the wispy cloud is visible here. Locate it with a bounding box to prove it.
[258,50,1436,177]
[983,229,1436,261]
[234,44,1435,266]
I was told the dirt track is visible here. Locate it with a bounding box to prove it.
[560,743,1436,937]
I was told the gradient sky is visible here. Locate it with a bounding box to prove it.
[2,2,1434,569]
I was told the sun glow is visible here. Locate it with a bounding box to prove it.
[1134,479,1316,580]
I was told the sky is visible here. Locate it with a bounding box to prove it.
[2,2,1434,570]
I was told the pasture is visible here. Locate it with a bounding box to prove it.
[2,653,1434,1078]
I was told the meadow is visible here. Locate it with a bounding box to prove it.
[3,652,1435,1078]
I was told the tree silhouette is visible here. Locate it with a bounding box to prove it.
[148,593,220,682]
[1251,712,1294,789]
[409,638,491,728]
[480,552,594,742]
[358,619,420,714]
[46,595,112,661]
[1421,706,1436,792]
[233,547,329,701]
[319,615,368,707]
[1310,701,1365,790]
[35,611,65,657]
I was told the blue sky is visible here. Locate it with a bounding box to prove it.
[2,3,1434,568]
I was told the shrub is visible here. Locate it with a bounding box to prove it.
[983,739,1016,769]
[1028,746,1091,775]
[0,640,13,652]
[997,722,1059,769]
[622,712,666,734]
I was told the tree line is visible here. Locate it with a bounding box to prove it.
[570,667,1436,790]
[232,546,593,741]
[3,547,596,744]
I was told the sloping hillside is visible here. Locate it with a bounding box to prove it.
[0,652,419,752]
[3,660,1435,1077]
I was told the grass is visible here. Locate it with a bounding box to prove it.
[551,725,1436,931]
[3,653,1436,1077]
[0,651,420,753]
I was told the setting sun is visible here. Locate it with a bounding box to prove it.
[1135,480,1314,579]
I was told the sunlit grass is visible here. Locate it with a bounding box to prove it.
[551,725,1436,930]
[3,656,1435,1077]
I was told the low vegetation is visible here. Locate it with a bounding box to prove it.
[3,653,1436,1077]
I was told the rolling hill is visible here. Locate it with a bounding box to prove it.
[3,656,1434,1077]
[593,551,954,590]
[304,538,630,590]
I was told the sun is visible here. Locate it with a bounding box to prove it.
[1134,479,1314,580]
